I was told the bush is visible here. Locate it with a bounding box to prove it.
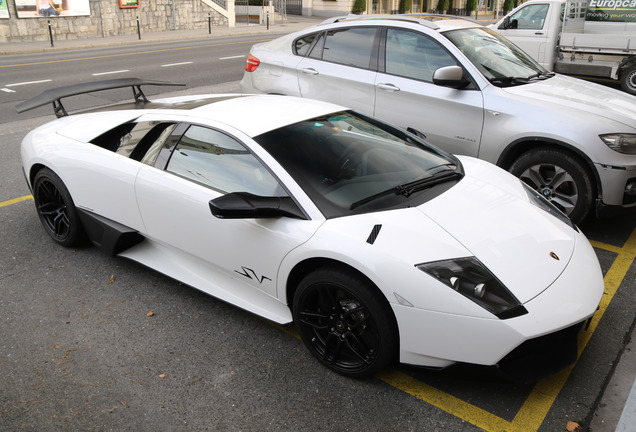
[436,0,449,12]
[399,0,412,12]
[352,0,366,14]
[503,0,514,12]
[465,0,477,12]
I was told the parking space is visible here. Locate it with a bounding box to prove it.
[1,118,635,431]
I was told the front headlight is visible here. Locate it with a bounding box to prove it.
[522,182,575,230]
[600,134,636,154]
[417,257,528,319]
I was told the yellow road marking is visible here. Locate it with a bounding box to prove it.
[3,194,633,431]
[276,231,636,431]
[0,39,273,69]
[0,195,32,208]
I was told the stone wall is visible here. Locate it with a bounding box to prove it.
[0,0,228,42]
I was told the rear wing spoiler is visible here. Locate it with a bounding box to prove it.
[15,78,186,118]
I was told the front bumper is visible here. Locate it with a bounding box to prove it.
[394,229,604,375]
[596,163,636,207]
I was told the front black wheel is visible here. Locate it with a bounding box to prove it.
[32,168,84,247]
[510,147,594,224]
[292,267,398,378]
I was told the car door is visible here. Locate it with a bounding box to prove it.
[134,123,323,300]
[295,26,379,116]
[374,28,484,158]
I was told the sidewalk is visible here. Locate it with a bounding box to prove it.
[2,11,634,431]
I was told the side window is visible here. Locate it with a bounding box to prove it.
[385,29,457,82]
[317,27,377,69]
[90,120,177,162]
[509,4,549,30]
[166,125,283,196]
[308,32,326,59]
[294,32,319,56]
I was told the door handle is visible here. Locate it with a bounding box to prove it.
[534,32,544,35]
[378,83,400,92]
[301,68,319,75]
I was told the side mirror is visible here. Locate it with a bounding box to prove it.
[209,192,305,219]
[501,16,511,29]
[432,66,470,89]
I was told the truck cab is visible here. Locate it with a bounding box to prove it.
[491,0,564,70]
[491,0,636,95]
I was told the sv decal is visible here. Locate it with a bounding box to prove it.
[235,266,272,284]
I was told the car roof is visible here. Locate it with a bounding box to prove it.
[160,94,349,138]
[318,14,483,32]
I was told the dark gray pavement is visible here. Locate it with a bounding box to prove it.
[1,12,635,432]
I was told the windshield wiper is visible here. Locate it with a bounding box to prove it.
[527,71,556,81]
[350,170,463,210]
[489,76,531,87]
[491,71,555,87]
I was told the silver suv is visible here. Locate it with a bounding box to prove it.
[240,14,636,224]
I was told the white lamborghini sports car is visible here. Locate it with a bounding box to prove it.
[18,79,604,381]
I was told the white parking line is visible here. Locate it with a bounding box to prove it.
[161,62,193,67]
[1,88,16,93]
[6,79,52,87]
[92,70,130,76]
[219,55,245,60]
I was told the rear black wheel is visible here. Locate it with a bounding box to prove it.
[292,266,398,378]
[32,168,84,247]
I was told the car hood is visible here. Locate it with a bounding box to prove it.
[361,157,576,305]
[501,74,636,129]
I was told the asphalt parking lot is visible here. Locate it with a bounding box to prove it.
[1,106,635,431]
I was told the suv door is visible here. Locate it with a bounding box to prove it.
[295,27,379,116]
[374,28,484,157]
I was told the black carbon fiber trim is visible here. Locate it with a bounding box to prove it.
[366,224,382,244]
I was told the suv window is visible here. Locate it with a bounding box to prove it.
[310,27,377,69]
[294,32,319,56]
[167,125,282,196]
[385,29,457,82]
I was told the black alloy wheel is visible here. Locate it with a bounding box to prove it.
[32,168,84,247]
[293,267,398,378]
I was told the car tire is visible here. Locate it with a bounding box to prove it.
[292,266,398,378]
[32,168,85,247]
[510,147,594,224]
[620,64,636,96]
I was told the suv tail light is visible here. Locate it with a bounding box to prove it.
[245,54,260,72]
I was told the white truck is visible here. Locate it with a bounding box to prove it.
[490,0,636,95]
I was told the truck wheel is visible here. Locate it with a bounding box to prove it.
[510,147,594,224]
[620,64,636,95]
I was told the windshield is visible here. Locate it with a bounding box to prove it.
[444,27,550,86]
[254,111,462,218]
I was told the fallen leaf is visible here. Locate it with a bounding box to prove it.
[158,374,166,379]
[109,275,115,283]
[146,311,154,317]
[566,421,582,431]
